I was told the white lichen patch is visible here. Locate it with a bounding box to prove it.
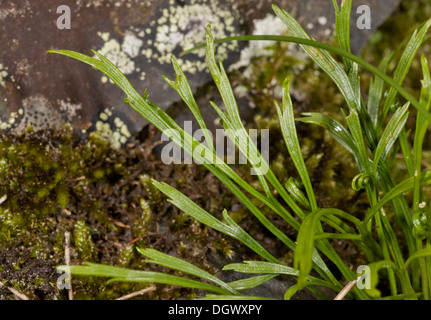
[75,0,137,10]
[96,32,138,75]
[13,95,64,132]
[99,112,109,121]
[148,0,239,73]
[318,16,328,25]
[93,108,131,148]
[229,14,307,73]
[93,0,239,80]
[0,107,25,131]
[122,32,144,58]
[0,2,32,21]
[0,63,8,87]
[58,99,82,120]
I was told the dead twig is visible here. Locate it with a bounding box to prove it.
[0,281,30,300]
[115,285,156,300]
[108,218,130,229]
[64,231,73,300]
[334,279,358,300]
[125,235,145,247]
[0,195,7,205]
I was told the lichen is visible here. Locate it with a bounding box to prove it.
[92,108,131,148]
[0,63,8,88]
[229,13,292,71]
[92,0,239,76]
[151,0,239,72]
[9,95,65,132]
[96,32,139,75]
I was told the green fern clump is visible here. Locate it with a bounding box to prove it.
[51,1,431,300]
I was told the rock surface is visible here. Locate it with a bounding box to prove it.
[0,0,401,145]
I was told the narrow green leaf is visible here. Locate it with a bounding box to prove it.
[404,247,431,272]
[345,109,369,173]
[137,248,238,295]
[152,180,279,264]
[398,128,415,177]
[221,209,279,263]
[284,177,311,210]
[227,275,277,291]
[368,55,392,126]
[380,19,431,125]
[294,212,321,288]
[223,261,339,291]
[348,62,362,110]
[272,4,359,111]
[413,55,431,211]
[275,77,317,211]
[205,26,309,221]
[294,208,364,288]
[57,263,231,295]
[364,260,399,299]
[205,26,274,199]
[372,102,410,175]
[332,0,353,71]
[223,261,296,275]
[314,233,361,241]
[298,112,357,155]
[364,170,431,223]
[163,56,214,153]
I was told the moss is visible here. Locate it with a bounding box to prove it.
[74,220,97,262]
[56,184,69,210]
[211,238,234,259]
[139,199,152,229]
[139,174,162,204]
[117,245,135,268]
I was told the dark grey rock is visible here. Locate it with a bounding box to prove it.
[0,0,401,146]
